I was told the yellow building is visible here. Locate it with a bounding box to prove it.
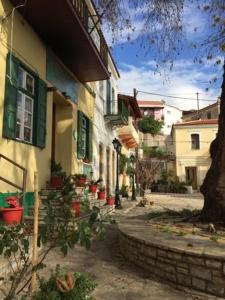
[172,119,218,189]
[0,0,113,212]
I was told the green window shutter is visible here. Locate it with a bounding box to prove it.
[87,119,93,162]
[106,80,111,114]
[77,110,85,159]
[33,78,47,148]
[3,54,19,139]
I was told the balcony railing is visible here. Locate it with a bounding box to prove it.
[71,0,108,67]
[10,0,110,82]
[104,100,129,126]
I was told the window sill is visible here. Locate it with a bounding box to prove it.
[4,137,43,149]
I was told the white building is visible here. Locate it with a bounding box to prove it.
[93,56,120,194]
[138,100,182,149]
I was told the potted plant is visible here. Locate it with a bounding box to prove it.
[185,180,193,194]
[50,161,65,189]
[89,179,98,193]
[74,174,87,186]
[107,194,115,206]
[98,184,106,200]
[0,195,23,225]
[71,196,80,218]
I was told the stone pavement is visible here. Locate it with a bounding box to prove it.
[43,194,223,300]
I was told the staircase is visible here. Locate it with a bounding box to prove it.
[25,185,114,227]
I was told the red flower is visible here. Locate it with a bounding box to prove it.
[6,196,20,208]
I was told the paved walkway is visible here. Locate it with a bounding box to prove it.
[44,194,223,300]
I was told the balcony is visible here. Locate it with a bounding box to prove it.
[10,0,110,82]
[104,100,129,126]
[118,117,139,149]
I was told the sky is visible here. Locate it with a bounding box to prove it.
[103,2,224,111]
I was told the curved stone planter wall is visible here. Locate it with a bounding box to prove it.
[119,230,225,298]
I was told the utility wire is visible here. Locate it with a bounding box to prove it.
[136,90,218,102]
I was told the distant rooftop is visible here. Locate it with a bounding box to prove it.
[138,100,165,107]
[174,119,218,127]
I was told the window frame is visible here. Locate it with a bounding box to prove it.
[16,67,35,144]
[190,133,200,150]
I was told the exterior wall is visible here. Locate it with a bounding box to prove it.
[163,105,182,135]
[0,0,51,192]
[93,62,117,193]
[183,102,220,121]
[173,124,218,188]
[139,103,182,148]
[76,82,95,176]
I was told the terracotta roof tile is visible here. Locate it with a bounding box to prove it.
[175,119,218,126]
[138,100,164,107]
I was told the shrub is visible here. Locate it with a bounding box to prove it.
[32,265,96,300]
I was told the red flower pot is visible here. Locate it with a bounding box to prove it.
[107,197,115,206]
[1,207,23,225]
[50,176,62,189]
[71,201,80,217]
[77,177,86,186]
[98,191,106,200]
[89,185,97,193]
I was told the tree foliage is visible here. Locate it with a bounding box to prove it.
[94,0,225,71]
[138,116,163,135]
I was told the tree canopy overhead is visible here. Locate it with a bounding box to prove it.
[94,0,224,71]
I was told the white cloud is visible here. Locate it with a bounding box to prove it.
[118,59,222,110]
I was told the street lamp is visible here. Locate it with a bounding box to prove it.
[112,138,122,209]
[130,154,136,201]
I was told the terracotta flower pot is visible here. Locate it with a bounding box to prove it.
[89,184,97,193]
[98,191,106,200]
[107,197,115,206]
[71,201,80,217]
[1,207,23,225]
[50,176,63,189]
[77,177,86,186]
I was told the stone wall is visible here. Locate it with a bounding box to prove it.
[119,231,225,298]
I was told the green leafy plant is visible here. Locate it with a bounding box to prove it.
[138,117,163,135]
[98,184,105,192]
[120,185,129,198]
[51,161,66,178]
[32,265,96,300]
[74,174,87,180]
[119,154,129,174]
[0,175,111,300]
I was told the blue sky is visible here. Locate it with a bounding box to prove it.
[103,2,223,110]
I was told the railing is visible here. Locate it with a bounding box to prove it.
[70,0,108,67]
[0,154,27,211]
[104,100,129,123]
[118,100,129,122]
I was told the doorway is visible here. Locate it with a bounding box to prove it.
[99,144,103,179]
[185,167,197,189]
[106,148,110,195]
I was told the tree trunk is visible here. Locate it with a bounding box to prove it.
[200,64,225,222]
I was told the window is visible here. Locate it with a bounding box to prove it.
[99,81,104,99]
[16,68,35,143]
[191,134,200,149]
[81,116,87,155]
[106,80,111,114]
[112,87,115,114]
[3,53,47,148]
[207,112,212,119]
[77,110,93,161]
